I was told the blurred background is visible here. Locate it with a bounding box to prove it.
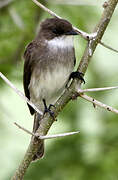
[0,0,118,180]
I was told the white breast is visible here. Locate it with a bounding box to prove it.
[30,64,72,108]
[29,35,75,111]
[46,35,74,49]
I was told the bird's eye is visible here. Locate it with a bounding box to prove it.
[52,29,64,35]
[52,29,58,34]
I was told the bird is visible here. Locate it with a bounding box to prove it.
[23,17,84,161]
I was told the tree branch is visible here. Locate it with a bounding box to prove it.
[14,122,36,137]
[14,122,80,140]
[11,0,118,179]
[39,131,80,140]
[100,41,118,53]
[32,0,97,40]
[0,72,43,115]
[79,93,118,114]
[33,0,118,53]
[78,86,118,93]
[8,7,25,30]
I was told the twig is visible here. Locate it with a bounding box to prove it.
[32,0,117,52]
[14,122,80,139]
[78,86,118,93]
[32,0,60,18]
[39,131,80,139]
[79,93,118,114]
[100,41,118,53]
[11,0,118,179]
[14,122,36,137]
[32,0,97,40]
[0,72,43,115]
[8,7,25,30]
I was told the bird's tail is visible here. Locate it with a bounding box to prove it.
[32,113,44,161]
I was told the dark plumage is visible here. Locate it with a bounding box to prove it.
[23,18,77,115]
[23,18,78,160]
[37,18,76,39]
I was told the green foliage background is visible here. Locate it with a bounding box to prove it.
[0,1,118,180]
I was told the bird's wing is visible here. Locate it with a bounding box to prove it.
[23,41,37,115]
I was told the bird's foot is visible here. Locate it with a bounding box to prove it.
[69,71,85,83]
[66,71,85,88]
[43,99,55,120]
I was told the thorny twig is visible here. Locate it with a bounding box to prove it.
[7,0,118,179]
[32,0,97,40]
[33,0,118,53]
[78,86,118,93]
[79,94,118,114]
[0,72,43,115]
[14,122,80,140]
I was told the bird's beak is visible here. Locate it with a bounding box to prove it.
[65,29,78,35]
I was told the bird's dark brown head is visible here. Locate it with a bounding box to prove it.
[38,18,78,40]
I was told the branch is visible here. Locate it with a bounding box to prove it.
[8,7,25,30]
[79,94,118,114]
[99,41,118,53]
[32,0,60,18]
[33,0,118,53]
[32,0,97,40]
[0,72,43,115]
[11,0,118,179]
[14,122,36,137]
[14,122,80,139]
[78,86,118,93]
[39,131,80,139]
